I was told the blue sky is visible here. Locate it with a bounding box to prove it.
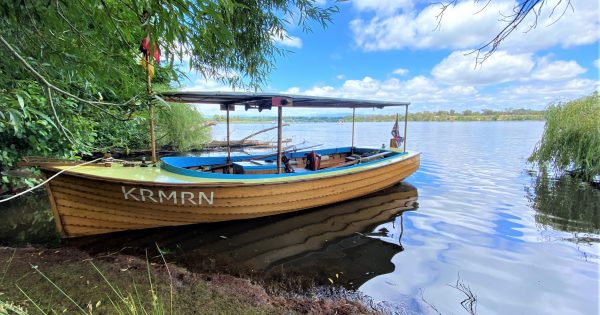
[182,0,599,116]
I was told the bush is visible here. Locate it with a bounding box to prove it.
[529,93,600,182]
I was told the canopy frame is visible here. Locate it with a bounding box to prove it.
[158,92,411,172]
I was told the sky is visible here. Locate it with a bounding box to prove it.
[181,0,599,116]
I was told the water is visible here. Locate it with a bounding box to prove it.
[1,121,598,314]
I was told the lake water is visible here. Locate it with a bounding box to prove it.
[1,121,598,314]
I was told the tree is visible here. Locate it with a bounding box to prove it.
[0,0,337,191]
[529,93,599,182]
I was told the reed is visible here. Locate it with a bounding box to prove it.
[529,93,600,182]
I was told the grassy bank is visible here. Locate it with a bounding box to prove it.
[0,247,377,314]
[529,93,600,182]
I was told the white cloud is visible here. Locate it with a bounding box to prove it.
[350,0,599,53]
[285,86,301,94]
[288,75,479,108]
[498,78,599,106]
[336,74,346,80]
[272,29,303,48]
[532,60,586,81]
[432,50,535,85]
[392,68,409,75]
[594,59,600,69]
[282,73,598,112]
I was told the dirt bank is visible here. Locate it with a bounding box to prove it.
[0,246,379,314]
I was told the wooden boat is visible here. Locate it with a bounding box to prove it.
[33,92,420,238]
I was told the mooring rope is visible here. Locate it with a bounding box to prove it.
[0,157,103,203]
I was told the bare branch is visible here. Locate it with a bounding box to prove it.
[460,0,573,64]
[473,0,493,15]
[433,0,458,31]
[546,0,573,27]
[448,273,478,315]
[420,289,442,315]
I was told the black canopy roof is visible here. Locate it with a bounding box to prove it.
[159,91,410,108]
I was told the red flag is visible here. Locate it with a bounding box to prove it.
[140,36,160,64]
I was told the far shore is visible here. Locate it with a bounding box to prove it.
[209,110,545,123]
[214,116,545,123]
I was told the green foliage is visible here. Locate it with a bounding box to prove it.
[94,115,151,154]
[529,93,600,182]
[0,81,96,191]
[157,104,211,152]
[0,0,335,190]
[0,0,336,91]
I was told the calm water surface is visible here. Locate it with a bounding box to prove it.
[1,121,598,314]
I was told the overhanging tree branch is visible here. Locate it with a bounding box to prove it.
[0,34,139,121]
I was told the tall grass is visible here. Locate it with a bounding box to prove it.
[5,246,173,315]
[156,103,211,152]
[529,93,600,182]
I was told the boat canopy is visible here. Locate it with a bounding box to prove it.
[159,91,410,109]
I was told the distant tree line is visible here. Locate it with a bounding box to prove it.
[213,108,546,123]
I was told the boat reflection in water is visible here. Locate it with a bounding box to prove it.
[72,183,418,289]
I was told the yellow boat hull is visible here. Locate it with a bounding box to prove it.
[42,153,420,238]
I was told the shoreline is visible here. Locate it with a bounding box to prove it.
[0,246,380,314]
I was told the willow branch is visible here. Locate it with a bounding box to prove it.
[55,1,112,56]
[0,34,139,118]
[99,0,130,46]
[47,87,76,145]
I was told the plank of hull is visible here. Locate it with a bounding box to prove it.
[44,154,420,237]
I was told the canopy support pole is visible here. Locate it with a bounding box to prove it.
[403,105,408,152]
[277,106,283,174]
[351,107,355,154]
[226,107,231,172]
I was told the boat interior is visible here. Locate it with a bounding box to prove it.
[162,147,407,177]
